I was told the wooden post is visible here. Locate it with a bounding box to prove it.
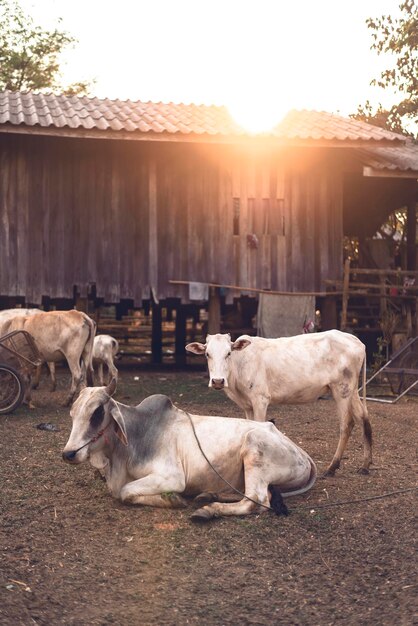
[75,296,88,313]
[341,258,351,330]
[321,294,338,330]
[151,301,162,364]
[208,287,221,334]
[175,305,187,365]
[406,201,417,272]
[379,274,387,318]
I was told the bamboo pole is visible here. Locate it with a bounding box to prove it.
[169,280,343,297]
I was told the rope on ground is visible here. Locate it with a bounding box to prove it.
[292,486,418,511]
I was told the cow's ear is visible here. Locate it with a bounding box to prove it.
[185,342,206,355]
[109,401,128,446]
[232,338,251,351]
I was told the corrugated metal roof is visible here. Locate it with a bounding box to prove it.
[0,90,409,145]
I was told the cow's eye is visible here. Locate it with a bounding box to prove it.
[205,353,210,359]
[226,352,231,358]
[90,405,104,429]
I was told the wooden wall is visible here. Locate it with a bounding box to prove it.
[0,133,345,305]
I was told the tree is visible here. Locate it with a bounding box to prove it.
[352,0,418,136]
[0,0,92,95]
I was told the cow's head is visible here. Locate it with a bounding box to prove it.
[186,333,251,389]
[62,378,128,464]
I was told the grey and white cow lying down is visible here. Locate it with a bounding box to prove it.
[186,330,372,476]
[62,380,317,521]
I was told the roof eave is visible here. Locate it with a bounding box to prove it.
[0,123,407,148]
[363,166,418,179]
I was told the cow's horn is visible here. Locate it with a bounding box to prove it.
[105,378,117,397]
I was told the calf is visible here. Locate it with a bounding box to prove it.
[93,334,119,385]
[186,330,372,476]
[62,380,316,521]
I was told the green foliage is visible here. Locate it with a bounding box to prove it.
[0,0,92,94]
[352,0,418,136]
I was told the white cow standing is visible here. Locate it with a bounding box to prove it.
[93,334,119,385]
[186,330,372,476]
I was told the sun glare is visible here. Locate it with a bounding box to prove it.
[227,101,289,135]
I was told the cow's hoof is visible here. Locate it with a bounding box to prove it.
[357,467,370,475]
[190,508,214,522]
[94,469,106,482]
[321,469,336,478]
[194,492,217,505]
[161,493,187,508]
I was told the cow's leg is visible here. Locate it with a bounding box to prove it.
[119,474,186,509]
[324,406,354,476]
[194,490,242,505]
[48,362,56,392]
[191,434,271,520]
[326,389,372,476]
[191,473,269,520]
[31,364,42,389]
[352,393,373,474]
[235,396,269,421]
[98,362,104,386]
[123,493,187,508]
[249,395,270,422]
[63,354,84,406]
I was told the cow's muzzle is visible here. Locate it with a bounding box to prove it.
[62,450,79,463]
[211,378,225,390]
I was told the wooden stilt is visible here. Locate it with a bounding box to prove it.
[175,306,187,365]
[208,287,221,334]
[151,302,162,364]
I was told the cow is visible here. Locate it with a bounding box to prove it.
[62,380,317,521]
[0,308,55,390]
[185,330,372,476]
[93,334,119,385]
[1,310,96,406]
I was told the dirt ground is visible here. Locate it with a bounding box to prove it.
[1,365,417,626]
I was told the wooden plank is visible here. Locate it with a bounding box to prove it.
[341,258,351,330]
[260,234,271,289]
[149,154,158,296]
[208,286,221,333]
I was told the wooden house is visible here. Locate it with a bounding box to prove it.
[0,91,417,361]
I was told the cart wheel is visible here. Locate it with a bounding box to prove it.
[0,365,25,414]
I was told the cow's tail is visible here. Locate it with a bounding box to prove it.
[81,314,96,386]
[280,456,317,499]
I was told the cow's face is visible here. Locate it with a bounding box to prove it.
[186,333,251,390]
[62,379,126,464]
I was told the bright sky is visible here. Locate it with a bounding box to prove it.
[21,0,404,132]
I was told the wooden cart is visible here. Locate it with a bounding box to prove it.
[0,330,43,414]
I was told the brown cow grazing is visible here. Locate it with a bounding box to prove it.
[1,310,96,406]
